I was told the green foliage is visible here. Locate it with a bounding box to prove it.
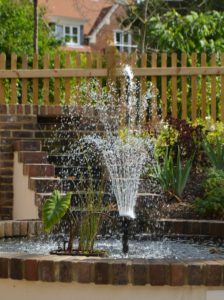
[77,177,106,252]
[154,123,178,158]
[195,168,224,218]
[153,147,193,197]
[0,0,59,57]
[42,191,71,232]
[203,138,224,170]
[152,118,203,166]
[149,10,224,55]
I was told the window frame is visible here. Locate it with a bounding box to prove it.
[114,30,135,53]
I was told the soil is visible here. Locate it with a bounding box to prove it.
[152,170,211,220]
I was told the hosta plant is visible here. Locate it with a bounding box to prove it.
[42,176,111,255]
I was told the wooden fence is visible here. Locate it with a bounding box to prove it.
[0,49,224,122]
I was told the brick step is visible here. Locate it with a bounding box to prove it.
[55,166,103,178]
[47,154,101,166]
[35,192,160,217]
[14,140,41,151]
[23,164,55,177]
[18,151,48,164]
[29,177,153,193]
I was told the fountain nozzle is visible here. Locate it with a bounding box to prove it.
[121,217,131,255]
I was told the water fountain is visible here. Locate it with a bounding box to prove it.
[83,65,153,254]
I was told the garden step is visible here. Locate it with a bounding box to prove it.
[14,140,41,151]
[18,151,48,164]
[29,177,153,193]
[23,164,55,177]
[29,177,61,193]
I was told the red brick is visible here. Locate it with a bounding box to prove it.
[0,258,9,278]
[187,263,204,285]
[18,151,48,163]
[24,259,39,281]
[24,105,31,115]
[12,221,21,236]
[12,131,34,138]
[10,258,24,280]
[20,221,28,236]
[204,262,223,286]
[0,222,5,237]
[132,260,147,285]
[111,262,128,285]
[59,261,73,282]
[0,152,13,160]
[23,164,55,177]
[27,221,37,236]
[77,261,93,283]
[16,105,24,114]
[14,140,41,151]
[0,105,7,114]
[4,221,13,237]
[94,262,109,284]
[9,105,16,114]
[170,263,186,286]
[149,261,170,285]
[39,260,55,282]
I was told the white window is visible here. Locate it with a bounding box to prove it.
[64,25,80,46]
[50,22,81,47]
[114,30,136,53]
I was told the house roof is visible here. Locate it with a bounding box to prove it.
[39,0,115,35]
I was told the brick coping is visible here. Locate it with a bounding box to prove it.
[0,252,224,286]
[1,219,224,238]
[0,219,224,286]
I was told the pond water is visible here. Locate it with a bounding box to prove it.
[0,236,223,260]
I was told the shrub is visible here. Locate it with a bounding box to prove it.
[151,117,203,166]
[194,168,224,218]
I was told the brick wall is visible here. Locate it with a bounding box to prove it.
[0,105,64,220]
[89,5,126,52]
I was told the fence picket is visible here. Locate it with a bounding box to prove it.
[191,53,197,121]
[141,52,147,123]
[171,53,177,118]
[0,53,6,103]
[54,54,60,104]
[43,54,49,105]
[161,53,167,119]
[201,53,207,120]
[65,53,71,105]
[75,53,81,105]
[211,53,216,120]
[21,55,28,104]
[221,53,224,122]
[151,53,158,123]
[181,53,187,120]
[32,53,38,105]
[11,53,17,104]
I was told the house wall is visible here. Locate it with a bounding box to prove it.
[89,5,126,52]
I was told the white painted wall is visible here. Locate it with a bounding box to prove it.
[1,280,223,300]
[13,152,38,220]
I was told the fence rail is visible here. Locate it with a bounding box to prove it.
[0,49,224,122]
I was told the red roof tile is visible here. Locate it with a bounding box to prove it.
[39,0,115,34]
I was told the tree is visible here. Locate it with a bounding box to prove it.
[119,0,169,53]
[148,10,224,55]
[118,0,224,53]
[0,0,58,57]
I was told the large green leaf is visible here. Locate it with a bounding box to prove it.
[42,190,71,232]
